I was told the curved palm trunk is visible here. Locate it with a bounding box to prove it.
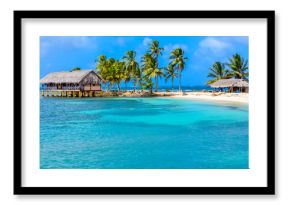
[171,77,174,92]
[178,69,182,92]
[133,79,138,93]
[155,76,158,92]
[105,83,109,92]
[155,57,159,92]
[133,83,136,92]
[117,83,121,92]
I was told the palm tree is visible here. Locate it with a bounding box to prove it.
[96,55,111,81]
[207,62,230,84]
[145,41,164,92]
[115,61,126,91]
[141,76,154,94]
[141,53,154,68]
[96,55,110,91]
[96,55,107,76]
[96,56,123,91]
[132,67,142,92]
[226,53,249,79]
[146,65,164,92]
[141,53,163,92]
[169,48,188,92]
[165,64,178,92]
[148,40,164,63]
[123,50,139,73]
[123,50,139,91]
[106,60,125,91]
[122,69,131,90]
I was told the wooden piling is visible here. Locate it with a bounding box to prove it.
[41,89,104,98]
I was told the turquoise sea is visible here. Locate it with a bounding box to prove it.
[40,97,248,169]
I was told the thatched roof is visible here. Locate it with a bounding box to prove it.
[40,70,103,84]
[209,79,249,88]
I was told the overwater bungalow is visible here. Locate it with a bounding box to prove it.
[40,69,103,97]
[209,79,249,93]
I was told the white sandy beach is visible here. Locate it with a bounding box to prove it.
[163,92,248,104]
[119,90,248,104]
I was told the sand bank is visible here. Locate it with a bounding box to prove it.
[158,92,248,104]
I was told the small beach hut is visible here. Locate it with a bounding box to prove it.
[209,79,249,93]
[40,70,103,95]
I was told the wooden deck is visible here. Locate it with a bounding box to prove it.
[41,90,102,97]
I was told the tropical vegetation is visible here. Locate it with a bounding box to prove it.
[94,40,248,91]
[165,64,178,92]
[207,53,249,84]
[169,48,188,91]
[206,62,229,84]
[95,40,187,93]
[226,53,249,79]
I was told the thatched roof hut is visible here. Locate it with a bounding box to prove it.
[40,69,103,84]
[209,79,249,88]
[40,69,103,92]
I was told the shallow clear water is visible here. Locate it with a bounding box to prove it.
[40,97,248,169]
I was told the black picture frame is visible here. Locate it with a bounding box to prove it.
[14,10,275,195]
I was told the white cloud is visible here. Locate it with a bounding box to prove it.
[142,37,152,46]
[195,36,248,58]
[193,36,249,69]
[54,36,96,48]
[40,36,97,56]
[199,37,231,50]
[194,37,233,60]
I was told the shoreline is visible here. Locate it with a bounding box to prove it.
[41,90,248,104]
[119,91,248,104]
[166,92,248,104]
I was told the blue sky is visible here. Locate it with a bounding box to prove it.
[40,36,248,86]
